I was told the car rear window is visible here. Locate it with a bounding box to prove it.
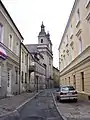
[61,86,75,91]
[61,87,68,91]
[67,86,75,90]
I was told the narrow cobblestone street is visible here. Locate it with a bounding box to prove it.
[19,90,63,120]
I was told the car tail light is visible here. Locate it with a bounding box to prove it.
[72,91,77,94]
[60,92,63,95]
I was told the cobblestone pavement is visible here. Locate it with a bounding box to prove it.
[19,90,64,120]
[56,99,90,120]
[0,92,36,116]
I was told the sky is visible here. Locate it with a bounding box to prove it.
[2,0,75,68]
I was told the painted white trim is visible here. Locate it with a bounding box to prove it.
[0,9,23,41]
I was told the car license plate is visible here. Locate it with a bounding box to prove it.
[68,92,72,95]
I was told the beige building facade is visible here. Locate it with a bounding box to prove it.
[0,1,23,97]
[58,0,90,100]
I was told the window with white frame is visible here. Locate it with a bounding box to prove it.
[70,24,73,39]
[66,35,69,46]
[86,0,90,8]
[0,23,4,43]
[9,34,13,50]
[76,8,80,27]
[0,66,2,87]
[78,37,82,54]
[22,51,24,63]
[49,58,51,65]
[16,42,19,56]
[25,54,27,65]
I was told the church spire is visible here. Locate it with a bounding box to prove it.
[41,21,45,28]
[39,21,46,36]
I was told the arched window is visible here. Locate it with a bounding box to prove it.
[41,39,43,43]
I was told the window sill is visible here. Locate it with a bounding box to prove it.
[86,12,90,21]
[85,1,90,8]
[66,43,68,47]
[70,34,73,39]
[76,20,80,28]
[70,41,74,47]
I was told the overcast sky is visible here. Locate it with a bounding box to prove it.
[2,0,75,68]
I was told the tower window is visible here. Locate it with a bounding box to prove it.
[41,39,43,43]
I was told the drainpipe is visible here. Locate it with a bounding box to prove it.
[26,53,28,92]
[19,42,21,94]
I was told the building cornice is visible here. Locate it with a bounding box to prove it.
[58,0,79,50]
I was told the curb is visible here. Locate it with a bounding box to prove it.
[52,93,67,120]
[0,91,42,118]
[16,91,41,110]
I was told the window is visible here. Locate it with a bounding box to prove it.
[86,0,90,8]
[70,24,73,39]
[73,75,76,89]
[49,58,51,65]
[15,70,18,84]
[25,55,27,65]
[25,73,27,83]
[16,42,19,56]
[0,23,4,43]
[69,77,70,85]
[9,34,13,50]
[81,72,84,91]
[22,51,24,63]
[78,37,82,54]
[22,71,23,83]
[29,57,30,65]
[0,66,1,87]
[76,8,80,27]
[66,35,68,46]
[65,78,67,85]
[41,39,43,43]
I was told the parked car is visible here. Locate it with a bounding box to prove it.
[56,85,78,102]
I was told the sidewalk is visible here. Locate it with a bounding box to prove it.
[0,92,37,116]
[56,100,90,120]
[53,93,90,120]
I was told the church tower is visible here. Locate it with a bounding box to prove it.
[37,22,53,88]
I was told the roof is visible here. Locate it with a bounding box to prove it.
[53,66,59,71]
[25,44,44,59]
[26,44,39,53]
[0,0,24,40]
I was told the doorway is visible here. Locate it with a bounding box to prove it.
[7,69,12,96]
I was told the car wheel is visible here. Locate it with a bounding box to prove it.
[56,96,59,100]
[59,98,62,102]
[74,99,78,102]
